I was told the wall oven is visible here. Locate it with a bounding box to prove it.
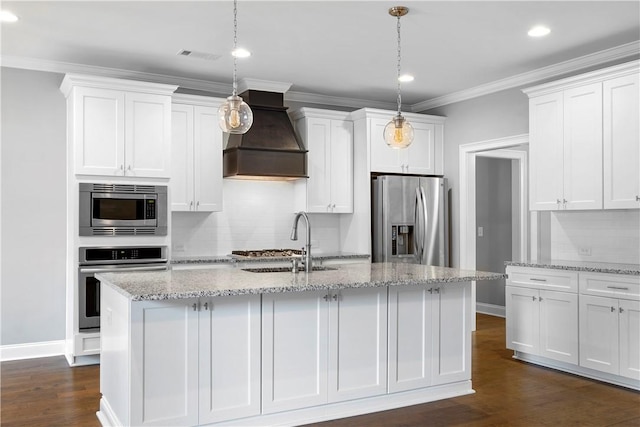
[78,246,168,330]
[79,183,168,236]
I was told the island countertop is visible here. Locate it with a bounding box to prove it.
[505,259,640,275]
[97,262,505,301]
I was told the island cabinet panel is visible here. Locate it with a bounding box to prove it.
[389,282,472,393]
[130,298,199,427]
[262,287,388,414]
[198,294,261,424]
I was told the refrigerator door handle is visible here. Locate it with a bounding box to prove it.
[419,186,429,264]
[414,188,422,261]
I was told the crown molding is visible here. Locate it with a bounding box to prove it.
[285,90,397,110]
[411,40,640,112]
[238,78,292,94]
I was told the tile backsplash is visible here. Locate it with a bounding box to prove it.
[171,180,341,257]
[549,210,640,264]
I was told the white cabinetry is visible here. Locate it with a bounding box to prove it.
[351,108,444,176]
[603,73,640,209]
[171,95,224,212]
[292,109,353,213]
[388,282,471,393]
[261,287,387,414]
[505,267,579,364]
[524,61,639,211]
[60,74,177,178]
[100,286,261,426]
[579,273,640,380]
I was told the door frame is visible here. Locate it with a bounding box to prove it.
[459,134,528,326]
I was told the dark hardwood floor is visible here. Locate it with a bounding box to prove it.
[2,314,639,426]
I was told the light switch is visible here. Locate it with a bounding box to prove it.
[477,226,484,237]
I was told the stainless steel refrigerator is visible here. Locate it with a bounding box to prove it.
[372,175,449,266]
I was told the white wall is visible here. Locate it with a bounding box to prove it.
[548,210,640,264]
[171,180,342,257]
[1,67,67,345]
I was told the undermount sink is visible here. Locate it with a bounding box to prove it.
[241,266,338,273]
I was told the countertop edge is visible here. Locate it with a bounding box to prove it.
[171,253,370,265]
[505,261,640,276]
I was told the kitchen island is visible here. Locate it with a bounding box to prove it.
[96,262,504,427]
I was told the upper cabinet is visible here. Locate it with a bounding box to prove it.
[171,94,224,212]
[60,74,177,178]
[524,61,639,211]
[293,108,354,213]
[351,108,444,176]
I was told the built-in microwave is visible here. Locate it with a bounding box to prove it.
[79,183,168,236]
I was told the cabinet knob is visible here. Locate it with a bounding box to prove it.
[332,204,336,209]
[323,294,330,301]
[619,307,624,313]
[532,296,537,301]
[434,287,440,294]
[539,297,543,302]
[332,293,338,301]
[611,306,616,312]
[203,302,209,311]
[192,303,198,311]
[636,195,640,202]
[428,288,433,294]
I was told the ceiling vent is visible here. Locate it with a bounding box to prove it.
[177,49,221,61]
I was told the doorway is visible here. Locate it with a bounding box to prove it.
[459,134,528,329]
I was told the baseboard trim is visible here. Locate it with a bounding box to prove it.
[0,340,66,362]
[476,303,505,318]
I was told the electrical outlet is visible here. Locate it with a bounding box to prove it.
[578,247,592,256]
[477,226,484,237]
[173,244,186,252]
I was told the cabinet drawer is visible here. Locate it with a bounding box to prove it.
[506,266,578,292]
[579,272,640,300]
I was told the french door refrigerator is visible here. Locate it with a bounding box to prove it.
[372,175,449,266]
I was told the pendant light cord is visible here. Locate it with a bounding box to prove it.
[232,0,238,96]
[396,14,402,116]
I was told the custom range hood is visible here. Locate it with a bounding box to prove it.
[223,88,307,180]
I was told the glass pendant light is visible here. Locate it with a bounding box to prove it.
[218,0,253,134]
[384,6,413,149]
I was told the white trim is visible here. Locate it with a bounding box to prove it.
[172,93,225,107]
[412,41,640,111]
[1,340,66,362]
[476,303,506,318]
[459,134,529,331]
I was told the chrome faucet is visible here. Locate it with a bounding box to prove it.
[290,211,312,272]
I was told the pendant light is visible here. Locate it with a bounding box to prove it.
[218,0,253,134]
[384,6,414,149]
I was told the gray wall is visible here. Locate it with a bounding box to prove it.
[475,157,512,306]
[1,67,67,345]
[424,88,529,268]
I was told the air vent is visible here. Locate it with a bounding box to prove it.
[177,49,221,61]
[90,227,160,236]
[90,183,157,193]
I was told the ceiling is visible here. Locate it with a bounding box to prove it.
[2,1,639,110]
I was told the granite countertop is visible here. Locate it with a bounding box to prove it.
[505,260,640,275]
[171,252,370,265]
[97,262,506,301]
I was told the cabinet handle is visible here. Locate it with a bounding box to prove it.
[192,303,198,311]
[636,195,640,202]
[332,204,336,209]
[532,296,537,301]
[530,278,547,282]
[562,199,567,205]
[203,302,209,311]
[539,297,543,302]
[196,201,200,210]
[611,306,616,312]
[434,287,440,294]
[332,293,338,301]
[607,286,629,290]
[556,199,561,205]
[619,307,624,313]
[428,288,433,294]
[323,294,330,301]
[189,201,194,210]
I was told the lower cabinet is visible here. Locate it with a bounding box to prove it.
[388,283,471,393]
[124,294,261,426]
[261,287,388,414]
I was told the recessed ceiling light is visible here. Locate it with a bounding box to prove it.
[231,48,251,58]
[528,25,551,37]
[1,10,19,23]
[398,74,414,83]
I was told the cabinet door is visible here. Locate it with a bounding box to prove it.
[328,287,387,402]
[369,117,402,173]
[563,83,603,210]
[262,291,329,414]
[619,299,640,380]
[388,285,434,393]
[193,106,223,212]
[73,87,125,176]
[199,295,261,424]
[603,74,640,209]
[538,290,578,364]
[579,295,619,375]
[171,104,195,211]
[306,117,333,212]
[125,92,172,178]
[432,283,472,385]
[402,122,435,175]
[529,93,564,210]
[329,120,354,213]
[130,299,199,426]
[505,286,539,354]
